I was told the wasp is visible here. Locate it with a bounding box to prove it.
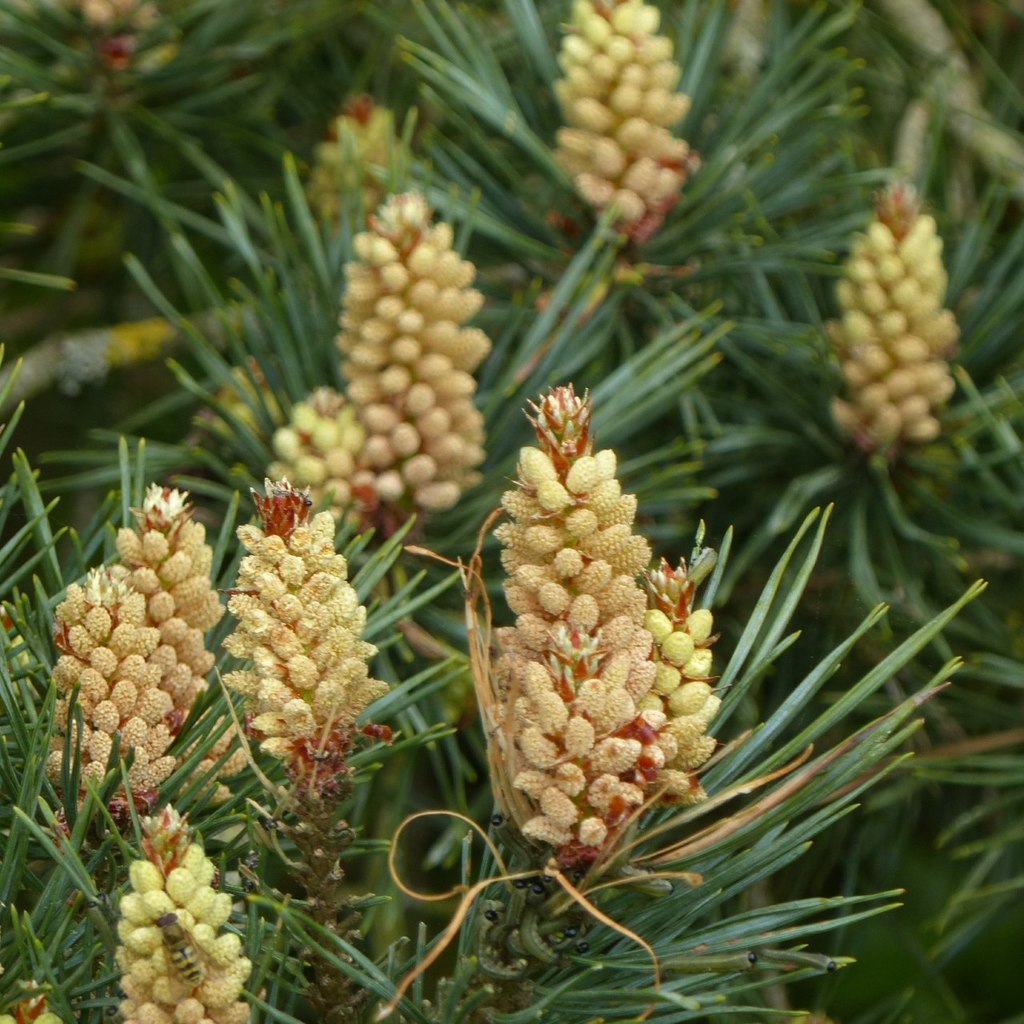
[155,912,206,987]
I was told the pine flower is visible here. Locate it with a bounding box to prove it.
[553,0,698,242]
[116,483,246,791]
[48,566,177,799]
[0,983,62,1024]
[337,191,490,532]
[116,485,225,725]
[222,480,388,794]
[116,807,250,1024]
[492,386,693,869]
[269,387,365,518]
[307,95,397,222]
[641,557,720,782]
[828,182,958,453]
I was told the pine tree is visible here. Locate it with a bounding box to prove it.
[2,2,1022,1023]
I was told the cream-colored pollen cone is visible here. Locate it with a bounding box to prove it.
[641,558,720,782]
[116,484,245,794]
[223,480,387,791]
[116,807,251,1024]
[337,191,490,532]
[554,0,697,242]
[828,183,958,453]
[49,566,177,796]
[491,385,701,868]
[270,387,365,519]
[307,95,398,222]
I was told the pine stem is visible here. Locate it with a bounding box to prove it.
[288,779,367,1024]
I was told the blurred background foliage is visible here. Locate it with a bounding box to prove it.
[1,1,1022,1022]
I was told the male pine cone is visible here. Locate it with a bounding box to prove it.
[492,386,712,869]
[554,0,697,242]
[269,387,365,518]
[223,480,387,792]
[642,558,719,781]
[306,94,397,223]
[48,485,238,804]
[828,183,958,452]
[49,566,178,796]
[115,485,225,728]
[337,191,490,530]
[116,807,250,1024]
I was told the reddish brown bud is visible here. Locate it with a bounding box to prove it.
[526,385,593,472]
[251,478,313,539]
[874,182,921,242]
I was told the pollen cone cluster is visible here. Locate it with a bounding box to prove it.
[641,558,719,783]
[116,806,250,1024]
[116,485,245,792]
[269,387,365,517]
[828,183,959,453]
[49,566,177,796]
[493,385,697,869]
[307,95,397,222]
[116,486,225,722]
[554,0,697,242]
[337,191,490,530]
[223,480,388,792]
[48,485,235,805]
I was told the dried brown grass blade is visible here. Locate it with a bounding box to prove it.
[617,747,814,866]
[379,808,533,1019]
[546,859,662,1021]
